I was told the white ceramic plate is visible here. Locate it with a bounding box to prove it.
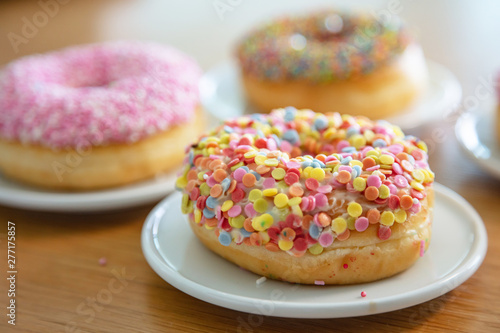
[199,60,462,131]
[455,100,500,179]
[141,183,487,318]
[0,172,177,212]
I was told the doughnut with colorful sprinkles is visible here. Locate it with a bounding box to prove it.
[177,107,434,284]
[237,11,428,119]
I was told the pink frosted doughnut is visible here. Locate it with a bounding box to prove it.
[0,41,201,149]
[0,41,205,190]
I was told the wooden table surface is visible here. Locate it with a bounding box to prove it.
[1,1,500,332]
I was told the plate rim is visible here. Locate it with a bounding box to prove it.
[141,182,488,318]
[199,59,463,131]
[0,172,177,212]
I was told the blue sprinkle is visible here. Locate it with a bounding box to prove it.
[250,171,261,181]
[284,106,297,122]
[407,154,415,164]
[203,208,215,219]
[282,129,299,144]
[373,139,387,148]
[313,159,326,168]
[257,129,265,138]
[240,166,250,172]
[301,161,312,169]
[223,125,234,133]
[346,126,360,137]
[240,228,252,238]
[188,151,194,166]
[218,231,232,246]
[271,134,281,147]
[206,196,218,209]
[309,224,321,239]
[342,147,357,153]
[314,117,328,130]
[352,165,362,178]
[221,178,231,192]
[311,161,321,168]
[341,156,353,165]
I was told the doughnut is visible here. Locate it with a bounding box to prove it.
[176,107,435,285]
[0,41,203,190]
[236,11,428,119]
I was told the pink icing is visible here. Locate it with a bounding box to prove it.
[0,41,201,149]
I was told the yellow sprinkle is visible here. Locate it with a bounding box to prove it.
[197,172,205,181]
[253,198,268,213]
[380,155,395,165]
[221,200,234,212]
[417,141,428,152]
[366,150,380,158]
[288,197,302,206]
[230,162,244,171]
[181,193,191,214]
[263,188,278,197]
[244,150,257,158]
[278,239,294,251]
[310,168,326,181]
[347,217,356,230]
[255,155,266,165]
[364,129,375,142]
[199,183,210,196]
[291,204,303,217]
[332,217,347,234]
[302,166,313,178]
[379,185,390,199]
[264,158,279,167]
[271,168,286,180]
[350,134,366,149]
[349,160,363,168]
[175,176,187,189]
[274,193,289,208]
[204,223,214,230]
[194,209,202,223]
[259,231,270,244]
[380,211,395,226]
[394,209,407,223]
[230,215,245,228]
[252,213,274,231]
[347,202,363,217]
[248,189,262,202]
[411,181,424,191]
[308,243,324,255]
[353,177,367,191]
[412,169,425,183]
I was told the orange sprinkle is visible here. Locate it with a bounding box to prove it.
[213,169,227,183]
[206,142,218,149]
[247,163,258,171]
[243,238,252,246]
[210,184,223,198]
[317,212,331,227]
[362,157,376,170]
[194,157,203,167]
[281,227,296,241]
[265,242,280,252]
[227,180,237,194]
[250,232,262,246]
[302,215,313,229]
[337,170,351,184]
[401,195,414,210]
[291,147,302,158]
[242,173,257,187]
[244,218,255,232]
[201,158,211,169]
[206,218,218,228]
[315,154,327,163]
[267,151,279,158]
[256,165,271,174]
[337,229,350,241]
[289,184,304,197]
[364,186,379,201]
[367,209,380,224]
[187,169,198,181]
[208,159,222,170]
[186,180,197,192]
[397,152,408,161]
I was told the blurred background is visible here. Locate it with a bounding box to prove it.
[0,0,499,98]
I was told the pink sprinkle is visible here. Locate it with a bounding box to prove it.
[314,193,328,207]
[338,165,352,173]
[394,175,409,188]
[98,257,107,266]
[286,161,301,169]
[280,140,292,153]
[354,217,369,232]
[233,168,247,182]
[366,165,380,171]
[228,205,242,217]
[420,240,425,257]
[409,201,421,214]
[206,176,217,187]
[319,232,333,247]
[314,280,325,286]
[343,264,349,269]
[263,177,276,189]
[337,140,350,151]
[361,291,367,297]
[388,184,398,195]
[388,144,404,154]
[367,175,382,188]
[378,226,392,240]
[300,197,310,211]
[244,203,256,217]
[392,162,403,175]
[317,185,333,194]
[267,138,277,150]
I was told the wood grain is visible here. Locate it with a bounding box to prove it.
[0,1,499,332]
